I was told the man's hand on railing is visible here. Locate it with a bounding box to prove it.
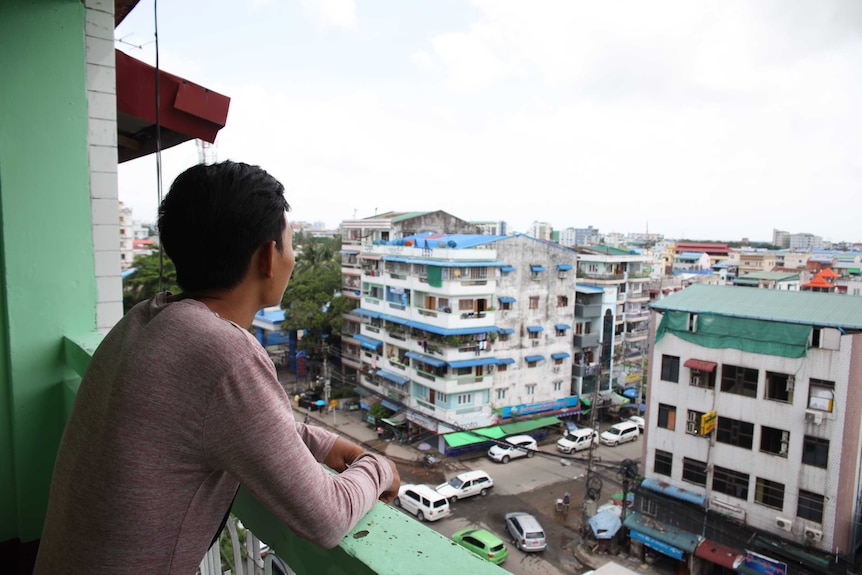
[379,459,400,504]
[323,437,365,472]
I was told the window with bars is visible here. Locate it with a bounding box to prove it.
[720,364,758,398]
[529,296,539,310]
[755,477,785,510]
[526,384,536,395]
[654,450,672,476]
[797,490,824,523]
[661,355,680,382]
[557,295,568,307]
[716,416,754,449]
[682,457,707,486]
[496,388,507,400]
[712,466,749,500]
[802,436,829,468]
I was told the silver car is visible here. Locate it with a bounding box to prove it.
[504,512,547,552]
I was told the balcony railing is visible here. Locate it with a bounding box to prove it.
[572,362,599,378]
[62,335,507,575]
[574,303,602,318]
[577,271,626,281]
[573,333,600,348]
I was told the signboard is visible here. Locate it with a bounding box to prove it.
[700,410,717,435]
[407,410,438,433]
[740,551,787,575]
[501,396,579,418]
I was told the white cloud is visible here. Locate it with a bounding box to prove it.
[300,0,357,30]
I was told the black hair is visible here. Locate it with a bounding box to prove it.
[157,160,290,293]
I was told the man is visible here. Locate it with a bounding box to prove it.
[35,161,399,574]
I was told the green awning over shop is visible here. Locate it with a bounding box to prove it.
[442,416,561,448]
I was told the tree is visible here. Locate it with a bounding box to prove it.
[123,251,179,313]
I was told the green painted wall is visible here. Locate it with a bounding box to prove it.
[0,0,96,543]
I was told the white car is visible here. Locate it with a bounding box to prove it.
[556,428,599,454]
[488,435,538,463]
[436,470,494,503]
[628,415,645,434]
[600,421,640,446]
[394,484,452,522]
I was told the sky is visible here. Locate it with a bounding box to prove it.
[116,0,862,243]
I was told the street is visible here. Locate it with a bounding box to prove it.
[394,432,645,574]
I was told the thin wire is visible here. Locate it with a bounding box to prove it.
[152,0,165,295]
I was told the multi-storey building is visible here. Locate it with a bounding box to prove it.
[737,250,778,275]
[773,229,791,249]
[470,220,508,235]
[528,221,553,241]
[340,211,481,383]
[675,242,730,268]
[636,285,862,575]
[732,271,800,290]
[575,246,652,388]
[673,252,711,273]
[790,233,826,251]
[344,231,584,447]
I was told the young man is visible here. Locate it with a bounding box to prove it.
[35,161,399,574]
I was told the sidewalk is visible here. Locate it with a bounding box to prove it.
[293,404,420,465]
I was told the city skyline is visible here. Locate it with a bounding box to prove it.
[116,0,862,242]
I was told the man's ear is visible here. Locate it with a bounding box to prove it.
[257,241,277,279]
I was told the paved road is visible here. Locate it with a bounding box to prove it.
[394,432,646,574]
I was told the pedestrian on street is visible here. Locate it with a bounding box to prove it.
[377,426,384,440]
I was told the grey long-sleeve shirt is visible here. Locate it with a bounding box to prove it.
[35,294,393,574]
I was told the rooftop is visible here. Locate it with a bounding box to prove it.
[651,284,862,329]
[736,271,799,281]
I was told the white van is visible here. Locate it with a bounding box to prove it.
[394,484,452,522]
[600,421,640,446]
[557,428,599,454]
[488,435,538,463]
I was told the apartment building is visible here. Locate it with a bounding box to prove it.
[340,211,481,383]
[635,285,862,575]
[675,242,730,268]
[733,271,800,290]
[343,231,583,447]
[574,246,652,388]
[737,250,778,275]
[673,252,711,273]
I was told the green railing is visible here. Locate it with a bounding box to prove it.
[62,334,507,575]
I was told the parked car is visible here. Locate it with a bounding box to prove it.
[436,470,494,503]
[451,528,509,565]
[600,421,640,446]
[628,415,645,433]
[393,484,451,522]
[504,512,547,552]
[556,428,599,454]
[488,435,538,463]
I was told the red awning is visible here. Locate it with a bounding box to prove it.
[116,50,230,162]
[695,539,743,570]
[684,359,717,372]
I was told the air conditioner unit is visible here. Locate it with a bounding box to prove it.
[804,527,823,542]
[532,340,540,347]
[775,517,793,532]
[805,410,824,425]
[553,366,561,374]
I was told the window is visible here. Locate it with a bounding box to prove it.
[802,436,829,468]
[556,328,566,337]
[527,360,538,368]
[457,393,473,405]
[640,498,658,516]
[690,369,715,389]
[654,450,673,476]
[557,295,569,307]
[501,301,513,311]
[499,332,510,342]
[437,392,447,403]
[553,381,562,392]
[455,367,472,376]
[497,363,508,371]
[716,416,754,449]
[686,409,705,436]
[661,355,680,382]
[529,296,539,310]
[496,388,507,400]
[658,404,676,430]
[808,379,834,412]
[720,364,758,397]
[712,466,749,500]
[765,372,794,403]
[682,457,708,486]
[529,330,539,340]
[526,384,536,395]
[554,357,564,366]
[797,490,825,523]
[755,477,785,510]
[760,426,789,457]
[459,299,474,311]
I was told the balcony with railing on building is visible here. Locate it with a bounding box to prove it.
[573,330,600,348]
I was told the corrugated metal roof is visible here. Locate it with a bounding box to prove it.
[737,271,799,281]
[651,284,862,329]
